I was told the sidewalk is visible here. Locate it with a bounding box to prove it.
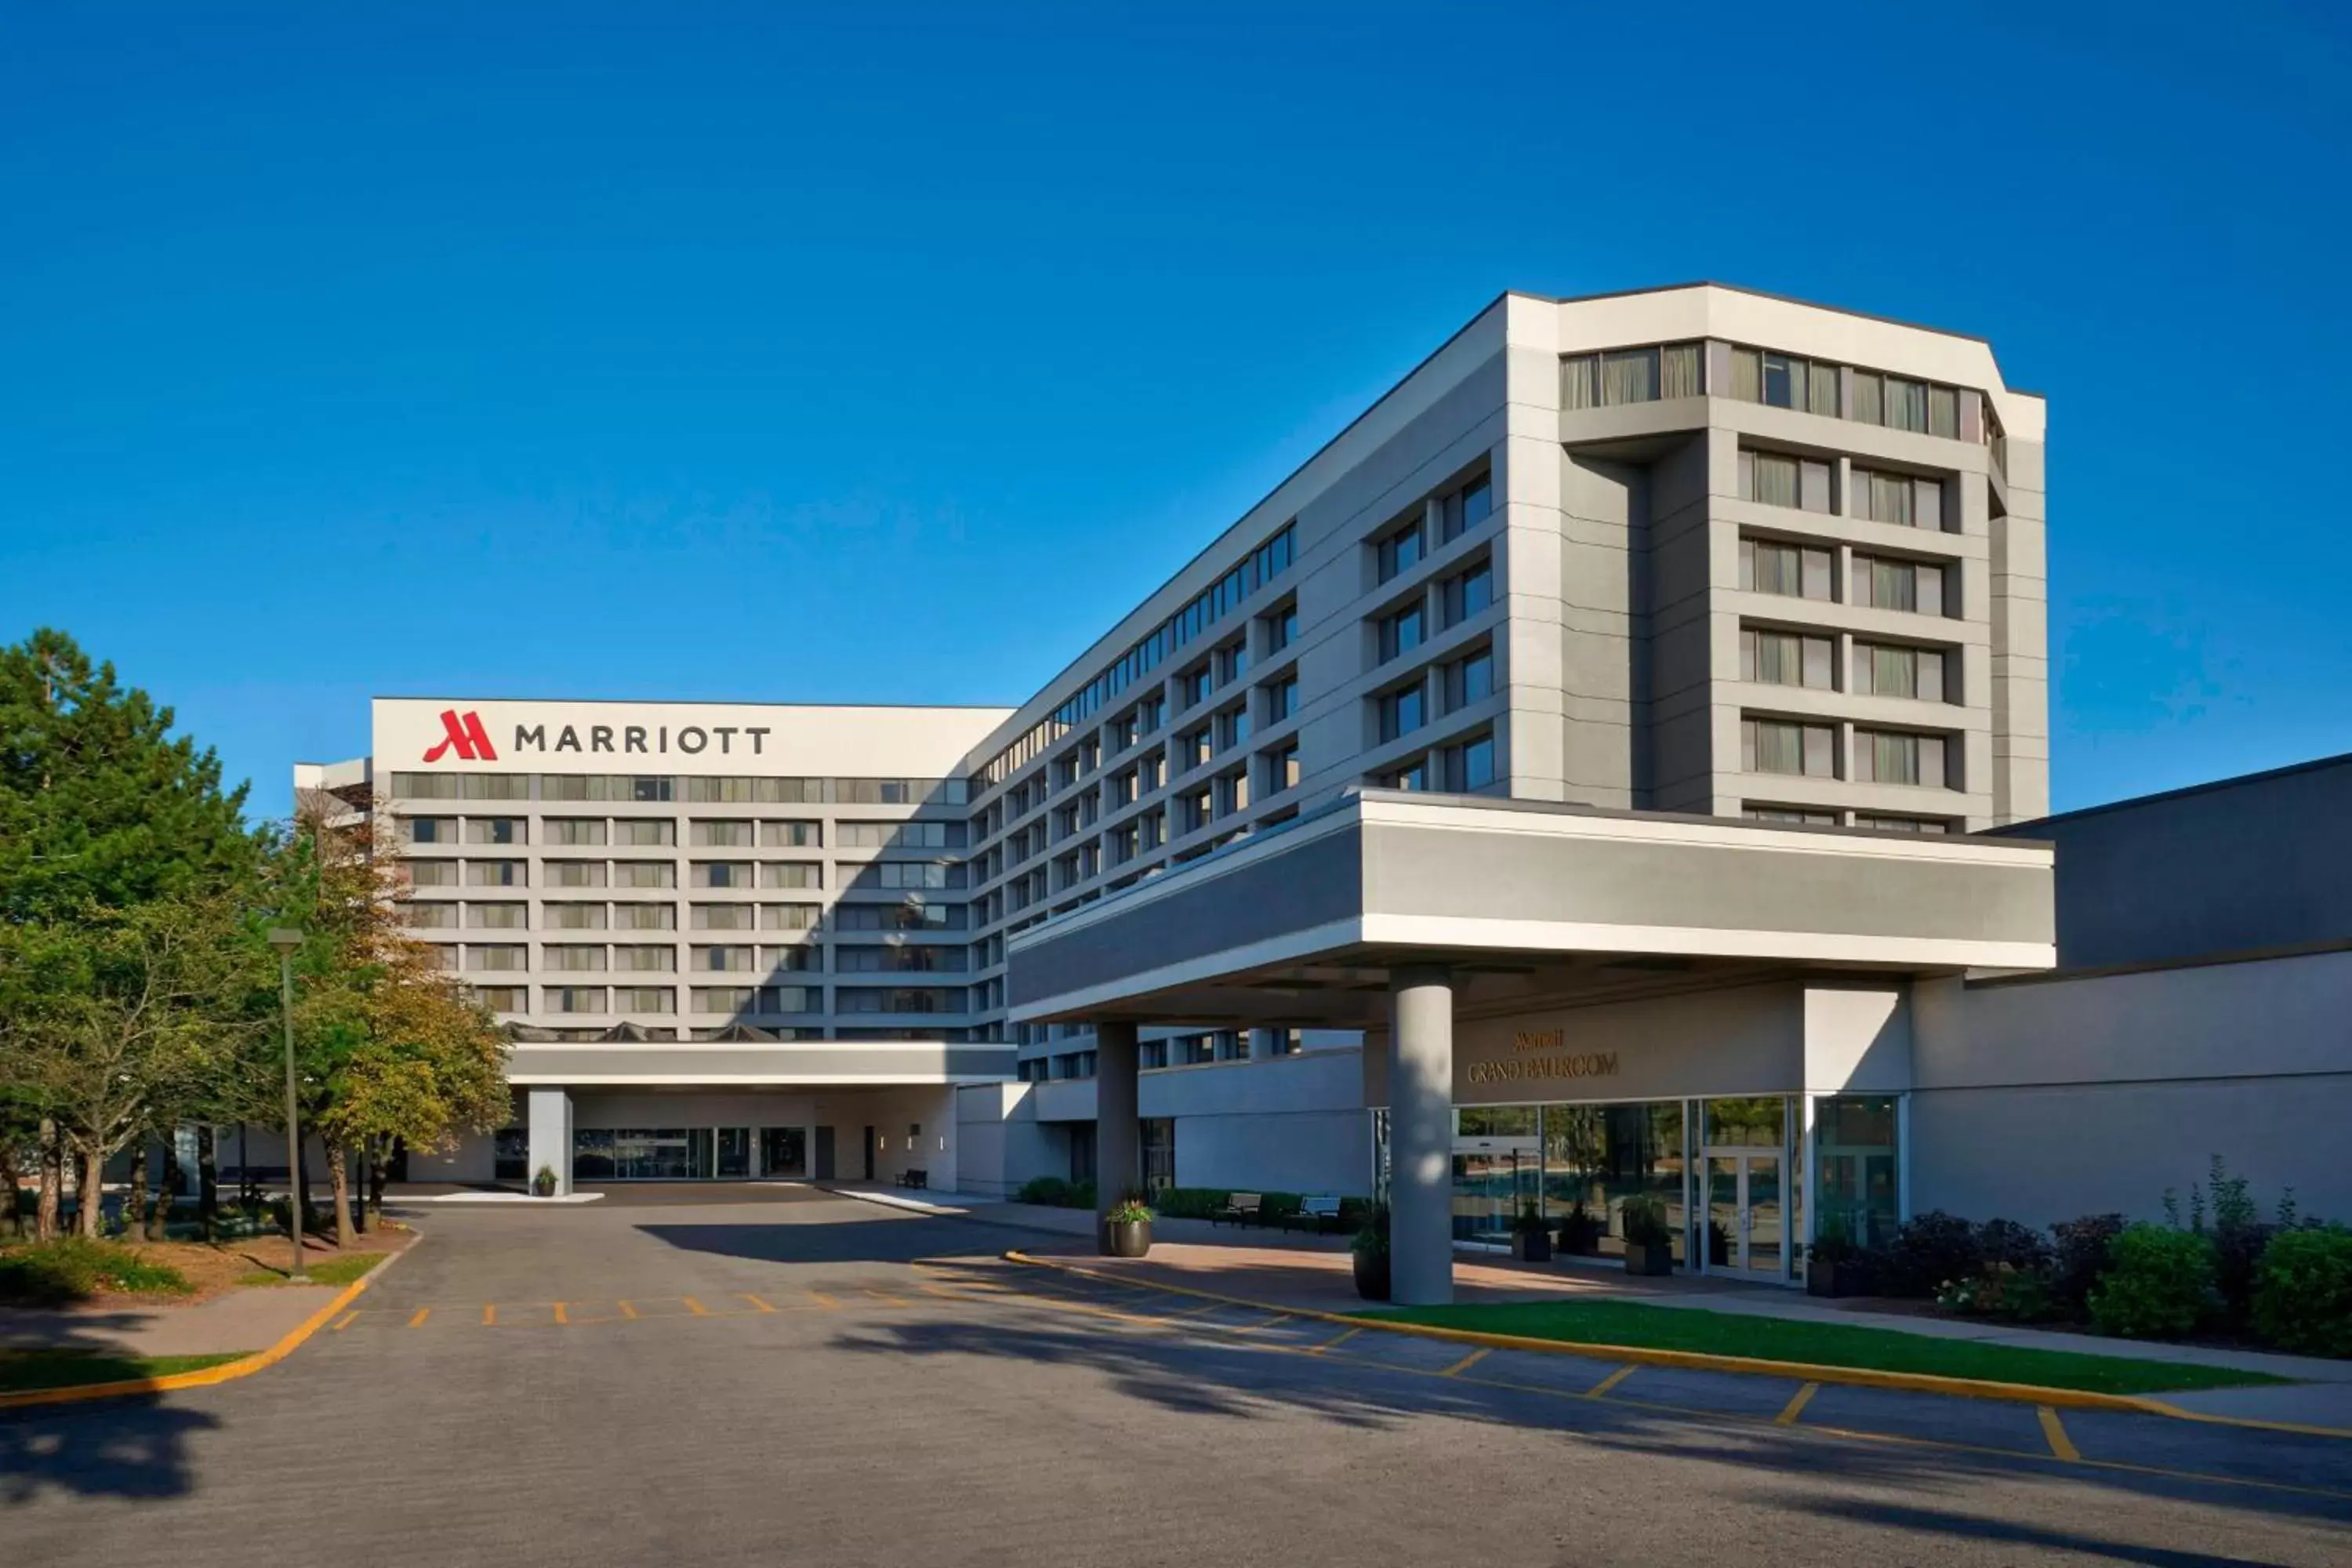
[0,1284,338,1359]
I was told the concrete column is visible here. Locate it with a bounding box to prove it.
[1092,1021,1140,1251]
[525,1087,572,1196]
[1247,1026,1274,1062]
[1388,965,1454,1306]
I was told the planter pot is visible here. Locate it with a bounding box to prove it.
[532,1178,557,1198]
[1808,1260,1865,1298]
[1623,1241,1675,1276]
[1353,1247,1392,1301]
[1102,1218,1152,1258]
[1512,1231,1553,1263]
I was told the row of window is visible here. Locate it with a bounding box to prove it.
[1561,339,1975,442]
[438,942,965,974]
[1737,451,1952,532]
[1739,628,1953,703]
[506,985,972,1017]
[1376,643,1496,742]
[1739,538,1954,618]
[1740,718,1957,789]
[390,773,964,804]
[406,859,961,891]
[406,818,955,850]
[1373,475,1494,586]
[1743,805,1956,834]
[1374,556,1494,664]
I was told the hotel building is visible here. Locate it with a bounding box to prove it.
[299,283,2350,1303]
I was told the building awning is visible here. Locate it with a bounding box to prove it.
[1006,790,2055,1029]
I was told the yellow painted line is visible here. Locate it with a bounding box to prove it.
[1588,1364,1640,1399]
[618,1301,641,1320]
[739,1292,779,1313]
[408,1306,432,1329]
[552,1302,571,1326]
[1308,1325,1364,1356]
[481,1303,497,1327]
[2039,1405,2081,1462]
[1776,1382,1820,1426]
[683,1297,711,1317]
[1000,1250,2350,1432]
[807,1290,840,1310]
[0,1245,410,1411]
[1439,1347,1490,1377]
[866,1291,912,1308]
[330,1311,361,1332]
[1240,1312,1292,1334]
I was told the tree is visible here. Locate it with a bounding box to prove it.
[265,797,509,1245]
[0,630,266,1234]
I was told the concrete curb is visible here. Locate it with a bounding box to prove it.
[0,1241,416,1413]
[1000,1250,2352,1438]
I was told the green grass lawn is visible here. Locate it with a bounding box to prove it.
[236,1251,384,1288]
[1352,1300,2286,1396]
[0,1348,249,1394]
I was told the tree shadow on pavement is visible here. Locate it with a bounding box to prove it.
[0,1308,221,1505]
[637,1215,1043,1268]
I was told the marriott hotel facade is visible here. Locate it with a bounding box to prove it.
[300,284,2352,1303]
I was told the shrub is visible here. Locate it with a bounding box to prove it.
[1015,1177,1076,1207]
[2252,1226,2352,1358]
[1620,1195,1672,1248]
[1351,1201,1390,1257]
[1937,1263,2056,1323]
[0,1238,193,1306]
[1149,1188,1231,1221]
[1872,1210,1981,1297]
[2049,1213,2126,1319]
[2088,1223,2217,1338]
[1974,1218,2054,1274]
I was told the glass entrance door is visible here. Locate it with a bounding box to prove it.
[716,1127,751,1179]
[1705,1153,1784,1276]
[760,1127,808,1178]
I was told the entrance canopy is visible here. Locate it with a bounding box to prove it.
[1007,790,2056,1029]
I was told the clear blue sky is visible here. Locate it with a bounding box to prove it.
[4,3,2346,822]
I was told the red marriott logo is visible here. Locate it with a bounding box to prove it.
[423,709,499,763]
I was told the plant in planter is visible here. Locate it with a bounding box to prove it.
[1806,1214,1869,1298]
[1101,1192,1155,1258]
[1621,1194,1675,1276]
[1555,1199,1603,1257]
[1351,1202,1392,1301]
[532,1165,558,1198]
[1511,1200,1553,1263]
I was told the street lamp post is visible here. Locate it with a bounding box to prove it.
[267,927,307,1282]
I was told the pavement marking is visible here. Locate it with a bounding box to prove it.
[331,1311,361,1331]
[866,1291,913,1308]
[1775,1382,1820,1427]
[1587,1364,1640,1399]
[739,1292,778,1313]
[481,1303,497,1327]
[2039,1405,2082,1462]
[1242,1312,1294,1334]
[1439,1347,1491,1378]
[1308,1325,1364,1356]
[807,1290,840,1310]
[408,1307,431,1329]
[552,1302,570,1326]
[683,1298,711,1316]
[618,1301,641,1320]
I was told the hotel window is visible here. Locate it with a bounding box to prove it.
[837,986,960,1014]
[1853,729,1951,789]
[1928,385,1959,439]
[1855,814,1954,834]
[544,860,606,888]
[1217,639,1250,685]
[613,902,676,931]
[1436,474,1493,543]
[1853,468,1947,530]
[472,985,528,1013]
[615,945,677,971]
[546,985,608,1014]
[1381,757,1429,791]
[1439,560,1493,626]
[1179,724,1213,771]
[1140,808,1166,850]
[1215,704,1251,751]
[1740,628,1835,689]
[690,861,750,889]
[1562,344,1693,407]
[691,819,754,848]
[1440,646,1495,711]
[760,862,821,890]
[1178,663,1213,710]
[1177,786,1213,835]
[542,902,606,930]
[1375,682,1426,743]
[1218,768,1251,816]
[466,860,525,887]
[840,821,951,849]
[691,903,756,931]
[868,861,951,891]
[1744,806,1839,825]
[1376,602,1426,662]
[401,817,455,844]
[545,818,607,846]
[1375,520,1424,584]
[1108,710,1138,753]
[615,819,676,847]
[546,946,607,972]
[390,773,462,800]
[1438,731,1497,792]
[760,986,822,1014]
[837,945,963,973]
[1742,718,1837,778]
[1857,642,1948,702]
[1265,602,1298,653]
[465,902,528,929]
[1109,768,1138,808]
[763,944,821,972]
[465,818,525,845]
[761,820,820,848]
[1262,675,1298,724]
[1136,693,1165,734]
[1853,554,1948,616]
[692,945,757,972]
[405,858,458,887]
[422,944,460,973]
[1739,538,1835,601]
[1139,750,1167,791]
[1737,450,1832,514]
[628,776,676,803]
[1262,740,1301,794]
[615,986,677,1014]
[691,985,758,1016]
[403,902,458,930]
[466,944,528,972]
[761,903,821,931]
